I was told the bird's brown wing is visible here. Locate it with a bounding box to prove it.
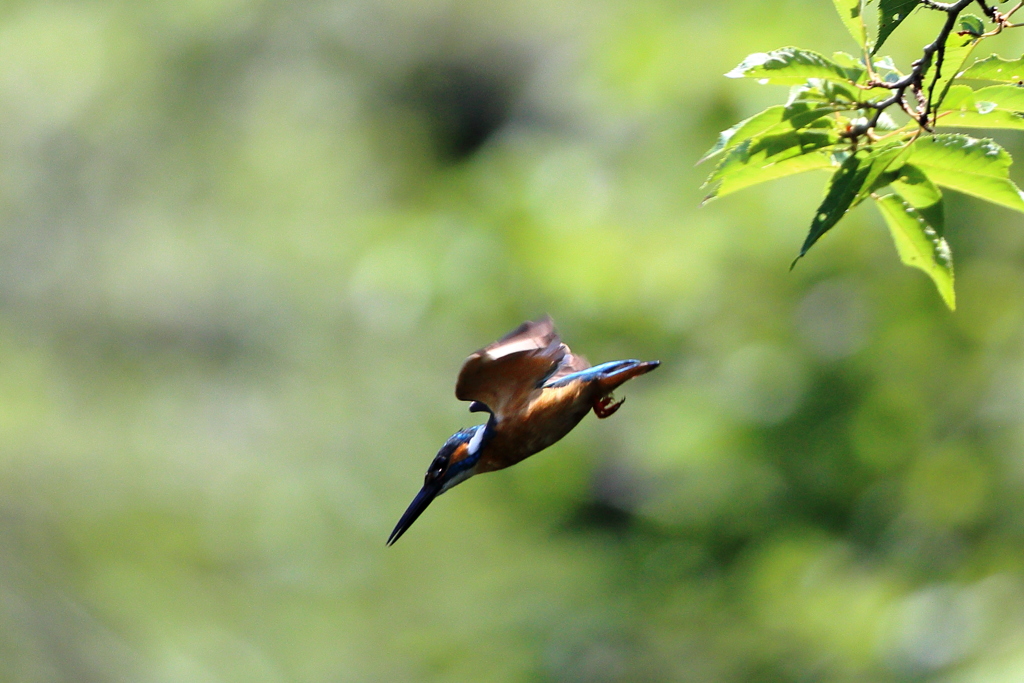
[546,347,590,383]
[455,316,566,421]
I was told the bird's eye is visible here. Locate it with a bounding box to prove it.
[426,457,447,482]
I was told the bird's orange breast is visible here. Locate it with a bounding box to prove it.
[475,382,593,473]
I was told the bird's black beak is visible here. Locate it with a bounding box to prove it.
[387,482,442,546]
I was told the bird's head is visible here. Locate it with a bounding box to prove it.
[387,425,486,545]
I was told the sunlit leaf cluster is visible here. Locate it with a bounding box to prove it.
[703,0,1024,310]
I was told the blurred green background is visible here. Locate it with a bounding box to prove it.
[4,0,1024,681]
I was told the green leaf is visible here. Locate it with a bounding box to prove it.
[831,51,864,71]
[793,142,908,264]
[908,134,1024,212]
[960,54,1024,83]
[699,103,840,164]
[891,164,944,232]
[937,84,1024,130]
[701,107,788,165]
[875,0,920,54]
[794,142,909,263]
[852,142,912,208]
[872,55,904,84]
[876,192,955,309]
[939,84,974,109]
[790,80,857,106]
[726,47,863,86]
[702,128,839,202]
[711,151,836,201]
[794,78,890,107]
[863,142,918,197]
[959,14,985,37]
[970,84,1024,110]
[833,0,868,49]
[794,154,866,264]
[922,15,983,112]
[875,111,900,131]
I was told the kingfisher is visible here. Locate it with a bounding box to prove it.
[387,316,659,545]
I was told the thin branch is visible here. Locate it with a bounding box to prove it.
[974,0,997,21]
[975,0,1024,35]
[923,4,964,128]
[845,0,976,141]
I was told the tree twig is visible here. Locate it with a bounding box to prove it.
[843,0,977,141]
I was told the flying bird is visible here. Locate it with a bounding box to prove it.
[387,316,659,545]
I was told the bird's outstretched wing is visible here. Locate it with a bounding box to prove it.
[547,349,590,383]
[456,316,580,421]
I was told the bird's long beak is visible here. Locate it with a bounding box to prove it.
[596,359,660,393]
[387,482,442,546]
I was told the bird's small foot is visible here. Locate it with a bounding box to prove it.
[593,394,624,419]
